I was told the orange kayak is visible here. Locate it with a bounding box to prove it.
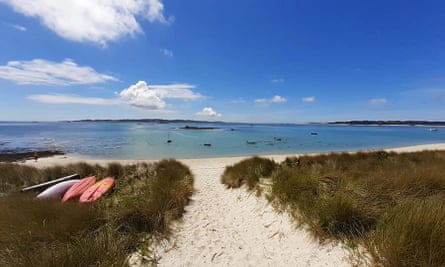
[61,176,96,203]
[79,177,115,203]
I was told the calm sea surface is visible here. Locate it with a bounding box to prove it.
[0,122,444,159]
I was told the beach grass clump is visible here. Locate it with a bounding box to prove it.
[221,156,276,189]
[112,160,194,234]
[0,160,194,266]
[270,167,318,214]
[222,151,445,264]
[369,197,445,267]
[0,163,40,193]
[317,192,377,239]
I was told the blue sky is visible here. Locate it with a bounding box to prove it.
[0,0,444,123]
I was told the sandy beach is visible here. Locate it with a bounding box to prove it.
[20,143,445,266]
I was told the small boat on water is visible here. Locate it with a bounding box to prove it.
[311,132,319,135]
[203,143,212,147]
[246,141,256,145]
[428,128,438,132]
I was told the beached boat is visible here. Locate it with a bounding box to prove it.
[21,174,80,192]
[36,179,80,199]
[79,177,115,203]
[61,176,97,203]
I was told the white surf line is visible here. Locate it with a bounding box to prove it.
[131,160,353,267]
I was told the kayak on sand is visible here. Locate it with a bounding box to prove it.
[37,179,80,200]
[61,176,97,203]
[79,177,115,203]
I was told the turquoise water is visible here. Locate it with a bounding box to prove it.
[0,122,444,159]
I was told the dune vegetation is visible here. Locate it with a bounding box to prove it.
[221,151,445,266]
[0,160,194,267]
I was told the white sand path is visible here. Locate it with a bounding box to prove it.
[137,159,353,267]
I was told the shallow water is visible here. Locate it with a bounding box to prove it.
[0,121,444,159]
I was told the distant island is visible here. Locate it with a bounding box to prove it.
[59,119,445,126]
[66,119,223,124]
[181,125,219,130]
[329,120,445,126]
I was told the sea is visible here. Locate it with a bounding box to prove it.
[0,121,443,160]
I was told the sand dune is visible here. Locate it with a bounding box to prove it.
[22,143,445,266]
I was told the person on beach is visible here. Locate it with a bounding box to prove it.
[34,152,38,162]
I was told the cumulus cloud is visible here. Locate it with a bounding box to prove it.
[119,80,202,110]
[196,107,221,117]
[160,48,173,57]
[1,0,172,45]
[255,95,287,104]
[368,98,387,106]
[120,81,166,109]
[302,96,315,103]
[28,94,119,105]
[0,58,117,85]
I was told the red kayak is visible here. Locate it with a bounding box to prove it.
[79,177,115,203]
[61,176,96,203]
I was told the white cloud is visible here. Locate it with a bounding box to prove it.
[10,24,26,31]
[271,95,287,103]
[255,95,287,104]
[28,94,119,105]
[147,84,203,100]
[27,80,202,110]
[196,107,221,117]
[255,98,268,104]
[271,78,284,83]
[368,98,387,106]
[161,48,173,57]
[302,96,315,103]
[1,0,171,45]
[119,80,202,110]
[0,58,117,85]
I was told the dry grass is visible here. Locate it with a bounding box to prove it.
[221,151,445,265]
[0,160,194,266]
[221,156,276,189]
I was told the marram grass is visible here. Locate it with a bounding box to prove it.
[0,160,194,267]
[221,151,445,266]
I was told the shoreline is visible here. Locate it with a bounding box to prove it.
[17,143,445,168]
